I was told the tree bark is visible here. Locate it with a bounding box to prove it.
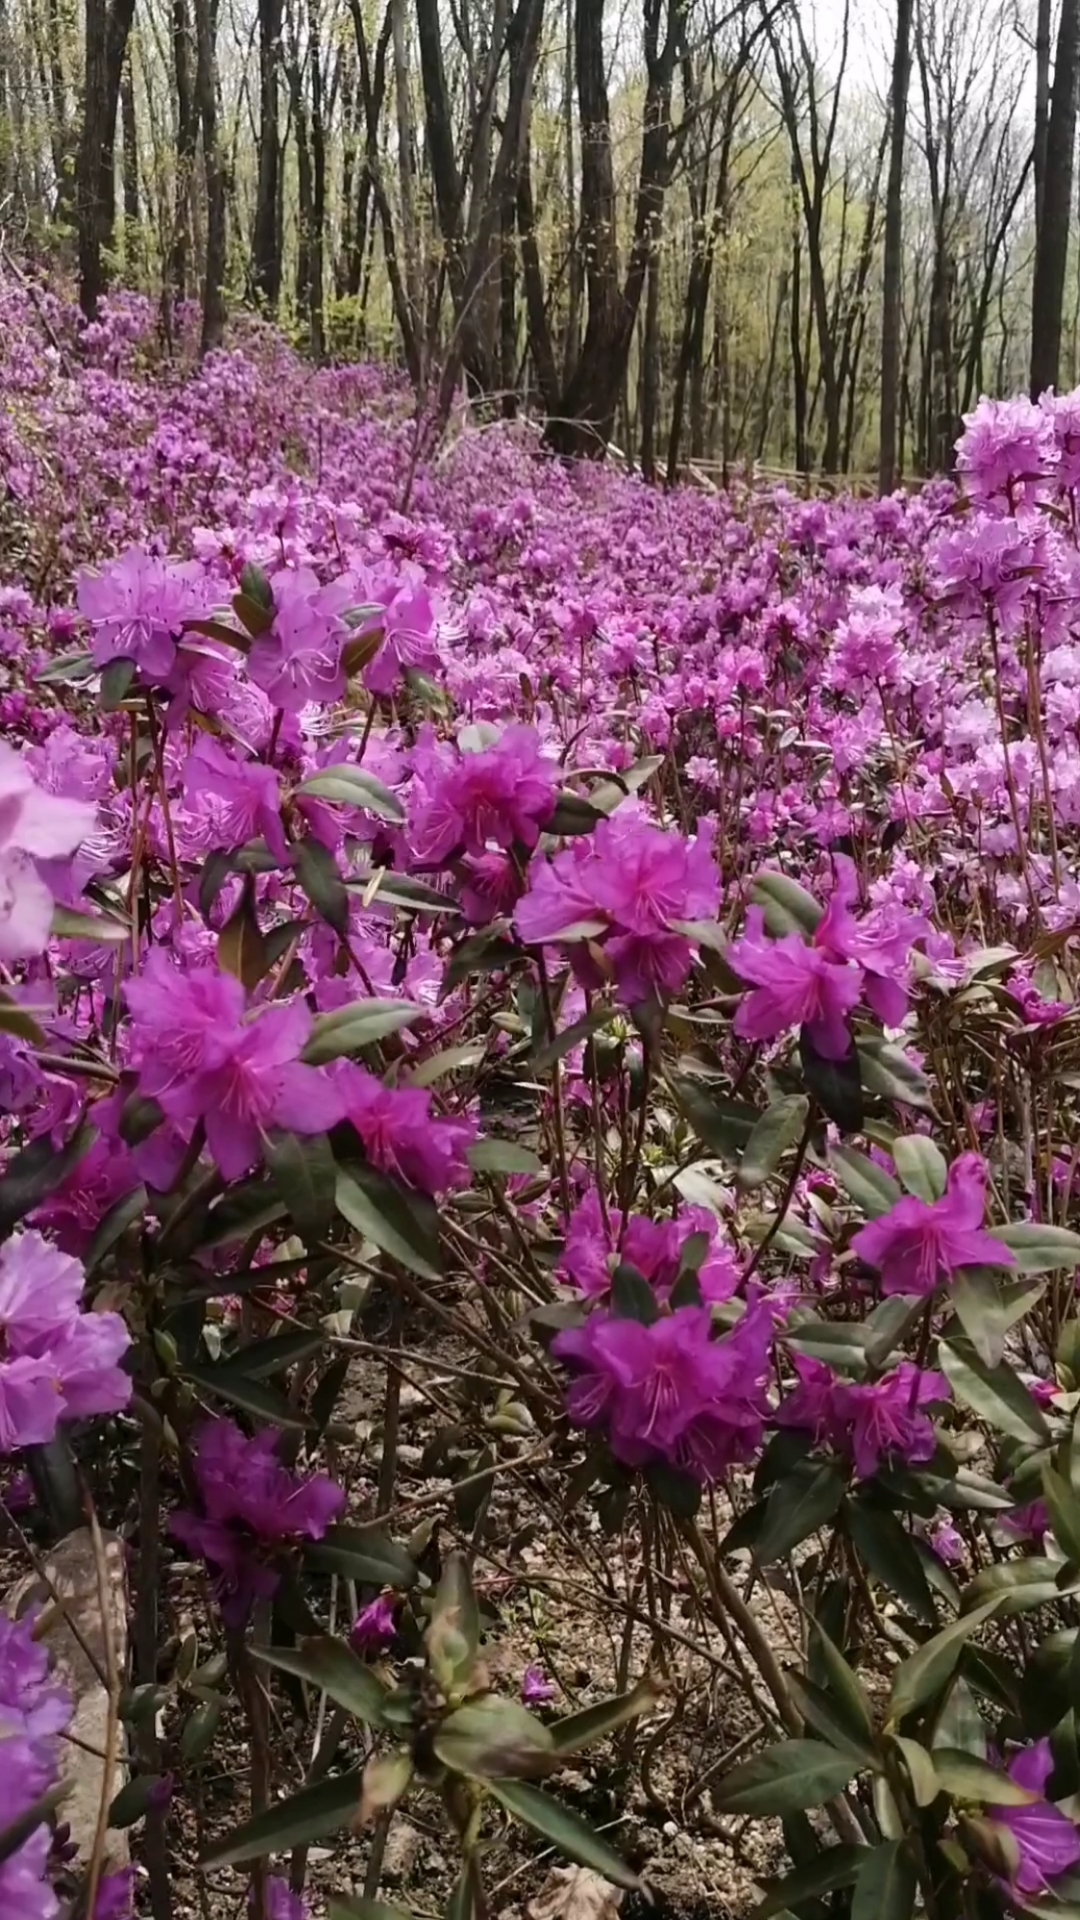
[1034,0,1051,239]
[192,0,226,352]
[1031,0,1080,396]
[253,0,283,308]
[76,0,136,318]
[879,0,913,494]
[168,0,197,298]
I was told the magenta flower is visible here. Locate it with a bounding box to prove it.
[77,547,204,679]
[775,1358,949,1480]
[0,1231,130,1452]
[349,1591,397,1656]
[0,741,97,961]
[561,1189,739,1304]
[334,1063,475,1196]
[264,1878,310,1920]
[814,858,927,1029]
[850,1152,1011,1295]
[407,724,557,866]
[182,733,288,860]
[360,568,442,696]
[247,566,353,711]
[171,1418,344,1627]
[93,1868,135,1918]
[521,1664,556,1705]
[990,1740,1080,1893]
[728,905,861,1059]
[126,958,342,1180]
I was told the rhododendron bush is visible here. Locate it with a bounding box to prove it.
[8,289,1080,1920]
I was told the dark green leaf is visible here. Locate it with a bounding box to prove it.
[296,767,404,822]
[892,1137,948,1202]
[179,1697,223,1762]
[216,1326,327,1381]
[302,1001,423,1063]
[239,561,275,611]
[442,930,520,994]
[486,1779,640,1888]
[253,1637,388,1726]
[265,1129,337,1245]
[100,656,136,709]
[184,1364,311,1430]
[295,835,350,936]
[532,1006,617,1072]
[34,648,95,684]
[755,1463,846,1565]
[217,877,271,989]
[738,1096,810,1193]
[83,1183,146,1274]
[433,1696,554,1779]
[550,1673,663,1755]
[1043,1466,1080,1564]
[990,1223,1080,1273]
[865,1294,927,1369]
[548,791,603,836]
[800,1027,862,1133]
[51,902,130,943]
[201,1769,363,1866]
[949,1267,1009,1369]
[787,1674,880,1767]
[851,1840,916,1920]
[939,1341,1051,1444]
[466,1140,544,1176]
[711,1739,855,1815]
[754,1847,864,1918]
[890,1736,940,1806]
[749,871,824,937]
[644,1459,701,1518]
[108,1774,170,1828]
[0,1123,95,1236]
[829,1146,903,1218]
[806,1622,877,1753]
[889,1599,1000,1722]
[335,1164,442,1279]
[856,1038,933,1111]
[611,1264,659,1325]
[933,1748,1036,1806]
[349,869,457,916]
[847,1501,938,1624]
[302,1524,415,1587]
[665,1071,761,1159]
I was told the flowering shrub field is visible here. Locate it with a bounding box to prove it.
[8,287,1080,1920]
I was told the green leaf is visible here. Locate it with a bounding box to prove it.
[755,1462,846,1565]
[931,1677,987,1758]
[184,1364,311,1430]
[551,1672,663,1755]
[349,869,457,915]
[991,1223,1080,1273]
[296,766,404,822]
[50,902,130,944]
[963,1557,1080,1616]
[587,755,665,815]
[0,1785,68,1865]
[851,1840,916,1920]
[1043,1466,1080,1564]
[738,1095,810,1192]
[100,656,136,709]
[302,1001,423,1063]
[0,990,46,1044]
[829,1145,903,1218]
[611,1264,659,1325]
[644,1459,701,1518]
[939,1341,1051,1444]
[892,1136,948,1202]
[787,1674,880,1767]
[108,1774,170,1828]
[864,1294,927,1369]
[890,1735,940,1806]
[335,1164,442,1280]
[950,1267,1009,1369]
[466,1139,544,1176]
[408,1044,486,1087]
[532,1006,617,1072]
[329,1900,416,1920]
[847,1501,938,1624]
[217,877,271,989]
[433,1696,555,1778]
[216,1325,327,1381]
[239,561,275,611]
[486,1779,640,1888]
[665,1071,761,1159]
[754,1846,865,1918]
[442,930,521,993]
[0,1124,95,1235]
[749,871,823,937]
[427,1552,482,1697]
[252,1637,388,1726]
[548,790,603,835]
[711,1739,855,1815]
[302,1524,415,1587]
[83,1183,146,1274]
[201,1769,363,1866]
[34,648,96,684]
[856,1038,933,1111]
[264,1129,337,1245]
[933,1748,1037,1806]
[800,1027,863,1133]
[807,1622,877,1752]
[889,1599,1000,1722]
[295,835,350,936]
[179,1697,223,1762]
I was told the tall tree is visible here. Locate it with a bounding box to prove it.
[192,0,225,351]
[252,0,283,309]
[1030,0,1080,396]
[76,0,136,316]
[879,0,914,493]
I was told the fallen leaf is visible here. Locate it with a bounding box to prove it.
[525,1866,625,1920]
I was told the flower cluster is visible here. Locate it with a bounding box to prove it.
[0,1232,130,1453]
[776,1356,950,1479]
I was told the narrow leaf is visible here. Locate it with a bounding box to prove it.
[486,1779,640,1889]
[738,1095,810,1193]
[201,1770,363,1866]
[335,1165,442,1280]
[711,1739,855,1815]
[253,1638,388,1726]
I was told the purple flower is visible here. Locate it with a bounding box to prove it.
[264,1875,309,1920]
[814,858,927,1029]
[0,1231,130,1452]
[521,1664,556,1705]
[182,734,288,861]
[849,1152,1011,1296]
[560,1189,740,1304]
[360,568,442,696]
[333,1063,475,1196]
[349,1592,397,1656]
[126,957,342,1180]
[728,905,861,1060]
[247,566,352,711]
[407,724,557,866]
[0,741,97,961]
[77,547,203,680]
[0,1824,56,1920]
[990,1740,1080,1894]
[171,1418,345,1628]
[93,1867,135,1918]
[777,1357,949,1478]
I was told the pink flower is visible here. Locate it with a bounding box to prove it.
[850,1152,1011,1295]
[956,396,1057,513]
[990,1740,1080,1893]
[561,1189,740,1304]
[77,547,203,679]
[777,1356,948,1477]
[349,1592,397,1655]
[0,1231,130,1453]
[814,858,927,1029]
[360,568,442,696]
[728,905,861,1059]
[0,742,97,961]
[126,958,342,1180]
[407,724,557,866]
[521,1665,556,1705]
[182,734,288,860]
[247,566,352,711]
[333,1063,475,1195]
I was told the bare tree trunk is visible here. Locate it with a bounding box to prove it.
[76,0,136,317]
[348,0,420,380]
[193,0,225,352]
[1034,0,1051,238]
[879,0,913,494]
[308,0,325,359]
[253,0,283,308]
[639,242,660,479]
[168,0,197,298]
[120,47,138,262]
[1031,0,1080,396]
[390,0,422,331]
